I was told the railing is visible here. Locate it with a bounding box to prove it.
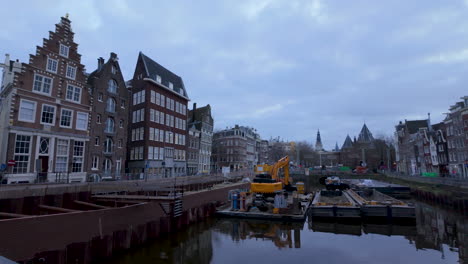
[384,171,468,188]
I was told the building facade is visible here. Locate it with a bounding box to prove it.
[86,53,129,180]
[0,16,91,183]
[187,124,200,175]
[188,103,213,174]
[127,52,189,178]
[444,97,468,178]
[212,125,258,172]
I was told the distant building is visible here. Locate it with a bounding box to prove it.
[444,97,468,178]
[315,130,324,151]
[212,125,259,171]
[395,119,430,175]
[0,16,91,183]
[86,53,129,180]
[186,123,200,175]
[187,103,214,174]
[127,52,189,178]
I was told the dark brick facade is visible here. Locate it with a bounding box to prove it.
[86,53,129,179]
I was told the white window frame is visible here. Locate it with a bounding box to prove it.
[72,140,85,173]
[156,75,162,83]
[59,108,74,128]
[76,112,89,131]
[33,74,53,95]
[55,139,69,172]
[59,44,69,58]
[66,84,82,103]
[46,58,58,73]
[40,104,56,125]
[66,65,76,80]
[13,134,32,174]
[91,156,99,170]
[18,99,37,123]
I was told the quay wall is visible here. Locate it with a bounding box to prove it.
[0,183,249,263]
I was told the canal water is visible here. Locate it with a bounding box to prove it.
[104,201,467,264]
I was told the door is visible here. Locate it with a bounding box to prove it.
[38,156,49,182]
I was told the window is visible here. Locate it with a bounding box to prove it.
[66,65,76,79]
[66,85,81,103]
[166,114,170,126]
[19,99,36,123]
[96,114,101,124]
[95,136,100,146]
[132,109,144,123]
[148,146,154,160]
[106,98,116,112]
[33,74,52,95]
[138,146,143,160]
[121,100,125,109]
[156,75,161,83]
[161,95,165,107]
[98,93,103,102]
[55,139,69,172]
[166,97,170,110]
[41,104,55,125]
[108,79,117,93]
[151,91,156,104]
[150,109,155,122]
[59,44,69,57]
[156,93,161,105]
[111,66,117,74]
[169,82,173,90]
[60,109,73,128]
[104,138,113,153]
[105,118,115,133]
[13,135,31,174]
[118,139,122,148]
[159,147,164,160]
[104,159,112,173]
[119,119,124,128]
[92,156,99,170]
[76,112,88,130]
[47,58,58,73]
[72,141,84,172]
[159,130,164,142]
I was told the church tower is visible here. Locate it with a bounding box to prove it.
[315,129,324,151]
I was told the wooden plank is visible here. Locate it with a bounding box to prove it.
[38,204,81,213]
[73,200,110,209]
[0,212,32,218]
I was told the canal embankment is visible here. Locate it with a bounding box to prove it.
[0,177,249,263]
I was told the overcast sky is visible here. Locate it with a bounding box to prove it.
[1,0,467,149]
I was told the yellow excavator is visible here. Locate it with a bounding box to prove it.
[251,156,295,193]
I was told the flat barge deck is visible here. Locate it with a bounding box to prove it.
[309,190,361,219]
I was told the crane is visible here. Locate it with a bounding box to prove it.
[250,156,295,193]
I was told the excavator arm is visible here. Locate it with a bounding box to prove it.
[271,156,290,185]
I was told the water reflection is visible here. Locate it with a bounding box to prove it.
[105,201,467,264]
[214,219,304,249]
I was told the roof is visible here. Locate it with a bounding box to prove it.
[188,104,213,130]
[431,122,444,131]
[357,124,374,142]
[341,135,353,149]
[405,120,428,134]
[139,52,188,98]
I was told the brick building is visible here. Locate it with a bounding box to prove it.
[212,125,258,172]
[444,97,468,178]
[127,52,189,178]
[86,53,129,180]
[187,103,214,174]
[0,16,91,183]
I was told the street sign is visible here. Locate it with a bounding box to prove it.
[7,160,15,166]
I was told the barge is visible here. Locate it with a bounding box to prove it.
[216,191,313,221]
[347,188,415,219]
[309,190,360,219]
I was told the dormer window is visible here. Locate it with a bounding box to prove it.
[59,44,69,58]
[156,75,162,83]
[46,58,58,73]
[169,82,173,90]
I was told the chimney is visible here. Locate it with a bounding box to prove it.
[110,52,118,60]
[97,57,104,70]
[192,102,197,121]
[427,113,432,131]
